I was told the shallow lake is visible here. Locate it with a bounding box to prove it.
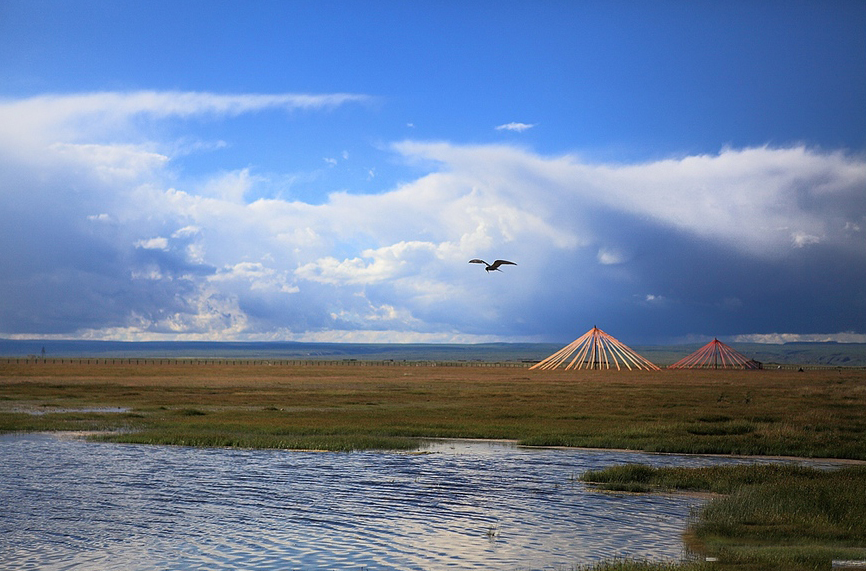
[0,434,814,570]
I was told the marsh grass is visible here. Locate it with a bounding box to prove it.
[582,464,866,570]
[582,463,821,494]
[93,430,418,451]
[3,362,865,570]
[573,561,707,571]
[1,363,865,457]
[685,419,756,436]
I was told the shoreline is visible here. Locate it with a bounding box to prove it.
[10,431,866,465]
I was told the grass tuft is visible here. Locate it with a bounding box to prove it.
[583,463,866,570]
[177,408,207,416]
[572,558,708,570]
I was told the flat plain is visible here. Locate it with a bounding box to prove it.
[1,361,864,458]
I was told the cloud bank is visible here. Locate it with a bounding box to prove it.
[1,92,864,343]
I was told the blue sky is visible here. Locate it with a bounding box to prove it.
[1,0,864,344]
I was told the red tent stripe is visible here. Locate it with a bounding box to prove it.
[668,338,761,369]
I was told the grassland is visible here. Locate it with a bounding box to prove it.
[1,362,865,458]
[2,361,865,570]
[582,463,866,571]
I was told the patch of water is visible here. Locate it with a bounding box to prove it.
[0,434,808,570]
[7,407,130,415]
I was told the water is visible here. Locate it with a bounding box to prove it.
[0,434,799,571]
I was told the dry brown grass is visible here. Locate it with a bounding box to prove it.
[1,362,864,456]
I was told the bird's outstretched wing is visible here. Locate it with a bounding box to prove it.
[489,260,516,270]
[468,259,487,265]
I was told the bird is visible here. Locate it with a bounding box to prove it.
[469,259,517,272]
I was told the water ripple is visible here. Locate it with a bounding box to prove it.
[0,434,807,570]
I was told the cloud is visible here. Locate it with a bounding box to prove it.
[495,122,536,132]
[210,262,299,295]
[732,332,866,344]
[0,90,369,124]
[49,142,169,180]
[135,237,170,251]
[394,141,866,259]
[297,241,441,285]
[791,231,822,248]
[1,91,864,343]
[597,247,626,265]
[0,91,371,156]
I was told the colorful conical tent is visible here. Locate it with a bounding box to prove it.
[667,338,762,369]
[530,326,660,371]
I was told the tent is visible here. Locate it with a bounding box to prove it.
[530,326,660,371]
[667,338,762,369]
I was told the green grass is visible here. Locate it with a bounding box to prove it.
[582,463,821,494]
[574,561,707,571]
[1,363,865,457]
[582,464,866,571]
[3,362,866,570]
[93,430,419,451]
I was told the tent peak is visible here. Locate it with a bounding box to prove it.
[531,326,659,371]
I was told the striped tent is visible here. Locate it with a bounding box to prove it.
[530,326,660,371]
[667,338,762,369]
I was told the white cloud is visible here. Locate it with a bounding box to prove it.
[0,91,370,162]
[0,90,368,127]
[495,122,536,132]
[733,332,866,344]
[393,142,866,258]
[791,231,822,247]
[296,241,440,285]
[211,262,299,294]
[197,168,258,203]
[1,91,864,342]
[134,237,169,250]
[49,142,169,181]
[597,247,626,265]
[172,226,201,238]
[330,299,421,328]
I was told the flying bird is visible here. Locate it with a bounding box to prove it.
[469,259,517,272]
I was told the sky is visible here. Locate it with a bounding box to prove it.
[1,0,864,345]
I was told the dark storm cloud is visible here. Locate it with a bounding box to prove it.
[1,93,864,342]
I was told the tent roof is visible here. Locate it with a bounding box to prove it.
[667,338,761,369]
[530,326,660,371]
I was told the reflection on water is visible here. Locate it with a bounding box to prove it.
[0,434,796,570]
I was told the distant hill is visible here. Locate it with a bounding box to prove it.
[0,340,561,363]
[1,339,864,367]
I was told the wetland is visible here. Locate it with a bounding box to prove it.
[1,361,865,570]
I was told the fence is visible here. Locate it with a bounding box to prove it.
[1,358,861,370]
[0,357,534,368]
